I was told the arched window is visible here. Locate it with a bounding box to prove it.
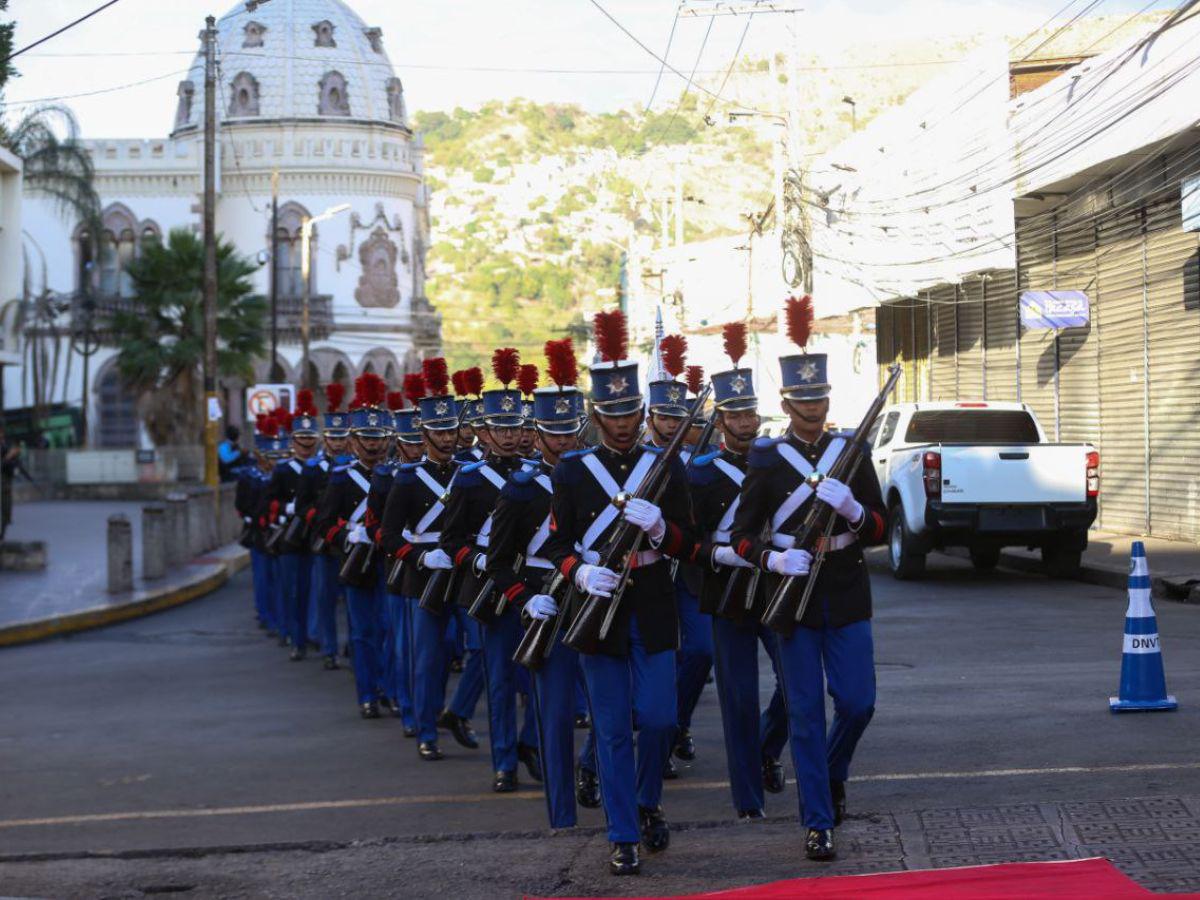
[312,20,336,48]
[227,72,260,117]
[243,20,266,48]
[173,80,195,130]
[386,77,406,124]
[79,205,160,299]
[318,71,350,116]
[363,27,384,54]
[271,202,315,298]
[95,363,138,448]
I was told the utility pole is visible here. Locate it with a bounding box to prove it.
[202,14,219,490]
[269,169,279,379]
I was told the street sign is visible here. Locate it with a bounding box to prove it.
[245,384,294,418]
[1019,291,1090,330]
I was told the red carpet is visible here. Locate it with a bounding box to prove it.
[531,858,1200,899]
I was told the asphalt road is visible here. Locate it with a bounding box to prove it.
[2,551,1199,898]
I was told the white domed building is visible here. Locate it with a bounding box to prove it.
[12,0,439,447]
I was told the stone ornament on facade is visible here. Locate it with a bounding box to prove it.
[363,26,383,53]
[354,227,401,308]
[243,20,266,48]
[318,71,350,116]
[313,19,336,47]
[174,81,194,130]
[386,77,407,125]
[228,72,261,117]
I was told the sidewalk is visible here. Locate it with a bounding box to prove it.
[0,500,247,646]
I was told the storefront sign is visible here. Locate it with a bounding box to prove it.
[1019,291,1090,330]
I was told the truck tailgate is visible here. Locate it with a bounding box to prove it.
[939,445,1086,504]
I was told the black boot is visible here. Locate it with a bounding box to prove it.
[576,766,601,809]
[805,828,836,861]
[673,728,695,761]
[323,654,338,670]
[609,842,640,876]
[574,712,590,729]
[738,808,766,820]
[418,741,443,761]
[662,755,679,780]
[289,647,306,661]
[638,805,670,853]
[402,723,417,738]
[493,770,518,793]
[762,756,785,794]
[359,701,380,719]
[517,743,543,783]
[831,779,846,826]
[437,710,479,749]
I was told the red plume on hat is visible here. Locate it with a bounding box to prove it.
[544,338,578,389]
[255,412,269,434]
[593,309,628,363]
[722,322,748,367]
[517,364,539,397]
[403,373,426,406]
[660,334,687,378]
[786,294,814,351]
[261,417,279,438]
[273,407,294,433]
[463,366,484,397]
[492,348,520,387]
[324,382,345,413]
[295,388,318,417]
[386,391,404,412]
[685,365,704,396]
[422,358,450,396]
[451,369,469,397]
[363,372,387,408]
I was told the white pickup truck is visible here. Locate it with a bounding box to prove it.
[867,401,1099,579]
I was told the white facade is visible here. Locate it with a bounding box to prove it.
[7,0,437,447]
[0,146,21,367]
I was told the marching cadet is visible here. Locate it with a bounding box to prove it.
[649,336,712,773]
[517,364,538,458]
[488,339,600,825]
[728,296,887,861]
[294,385,351,670]
[380,358,466,761]
[544,310,696,876]
[372,390,408,720]
[241,415,280,632]
[314,374,392,718]
[440,350,538,792]
[266,401,320,660]
[687,322,790,819]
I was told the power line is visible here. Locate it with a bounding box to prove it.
[7,0,125,60]
[645,1,683,111]
[0,67,190,109]
[645,13,716,146]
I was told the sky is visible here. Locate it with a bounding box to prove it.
[1,0,1177,139]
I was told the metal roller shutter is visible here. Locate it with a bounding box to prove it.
[984,269,1019,401]
[897,298,916,402]
[876,303,899,400]
[1145,191,1200,539]
[913,298,931,402]
[1054,212,1101,447]
[931,283,958,400]
[1016,218,1058,436]
[1095,206,1149,535]
[957,278,985,400]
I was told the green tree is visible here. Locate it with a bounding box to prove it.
[1,105,100,231]
[0,1,14,96]
[111,229,266,446]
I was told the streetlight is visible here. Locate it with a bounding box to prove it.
[300,203,350,389]
[842,95,857,132]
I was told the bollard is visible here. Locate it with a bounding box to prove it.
[107,514,134,594]
[165,492,190,565]
[142,505,166,580]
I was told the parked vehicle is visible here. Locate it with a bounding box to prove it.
[868,401,1099,579]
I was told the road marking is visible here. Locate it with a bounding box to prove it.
[3,761,1199,830]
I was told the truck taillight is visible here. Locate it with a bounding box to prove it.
[1086,450,1100,497]
[923,451,942,500]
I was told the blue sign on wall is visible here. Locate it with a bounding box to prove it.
[1019,291,1090,330]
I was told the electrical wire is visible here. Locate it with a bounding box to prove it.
[645,1,683,112]
[644,13,716,146]
[7,0,125,60]
[0,67,190,109]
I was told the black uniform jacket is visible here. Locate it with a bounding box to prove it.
[293,456,332,550]
[485,460,555,622]
[544,443,697,657]
[312,457,376,575]
[380,456,459,599]
[729,431,887,630]
[439,454,524,612]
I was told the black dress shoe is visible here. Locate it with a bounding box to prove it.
[638,805,670,853]
[377,696,395,712]
[805,828,836,861]
[289,647,306,661]
[738,808,766,820]
[493,770,518,793]
[673,728,695,761]
[831,779,846,826]
[576,766,601,809]
[437,710,479,749]
[762,756,785,794]
[574,712,590,729]
[418,741,443,761]
[449,656,464,673]
[359,701,380,719]
[517,743,543,783]
[609,842,641,876]
[402,724,417,738]
[662,755,679,780]
[323,655,338,670]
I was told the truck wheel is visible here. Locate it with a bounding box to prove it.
[888,504,926,580]
[969,546,1001,571]
[1042,545,1082,578]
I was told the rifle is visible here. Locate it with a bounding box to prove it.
[562,385,712,654]
[513,567,568,670]
[339,535,377,586]
[760,364,902,636]
[668,410,719,583]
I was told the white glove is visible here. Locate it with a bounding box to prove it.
[622,498,666,543]
[473,553,487,575]
[524,594,558,620]
[767,548,813,576]
[285,501,296,516]
[242,516,252,524]
[347,524,370,545]
[421,548,453,570]
[815,478,863,523]
[714,545,753,569]
[575,563,620,598]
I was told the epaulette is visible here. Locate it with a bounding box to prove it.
[462,459,487,473]
[748,435,782,469]
[561,447,595,460]
[373,463,392,477]
[510,466,536,485]
[329,467,350,482]
[303,457,321,468]
[691,450,720,467]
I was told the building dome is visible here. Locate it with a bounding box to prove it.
[172,0,408,135]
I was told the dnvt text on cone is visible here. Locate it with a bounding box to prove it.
[1110,541,1177,712]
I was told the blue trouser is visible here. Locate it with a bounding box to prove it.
[761,683,788,761]
[413,601,455,743]
[580,618,677,844]
[312,554,341,658]
[269,556,285,636]
[533,634,599,828]
[675,580,713,733]
[574,664,589,717]
[278,552,311,650]
[345,575,383,705]
[306,556,321,646]
[775,618,876,829]
[481,607,524,773]
[250,549,273,627]
[516,665,537,748]
[386,594,416,728]
[712,615,787,814]
[448,608,485,721]
[380,588,396,700]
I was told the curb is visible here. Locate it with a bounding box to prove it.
[0,546,250,648]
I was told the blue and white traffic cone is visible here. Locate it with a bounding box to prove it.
[1109,541,1177,712]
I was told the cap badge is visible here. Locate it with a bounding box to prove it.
[554,396,572,414]
[435,400,449,416]
[799,360,818,382]
[730,375,748,394]
[607,375,628,395]
[500,395,516,412]
[667,386,682,403]
[367,413,378,427]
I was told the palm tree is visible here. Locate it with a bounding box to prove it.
[1,104,100,229]
[112,228,267,446]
